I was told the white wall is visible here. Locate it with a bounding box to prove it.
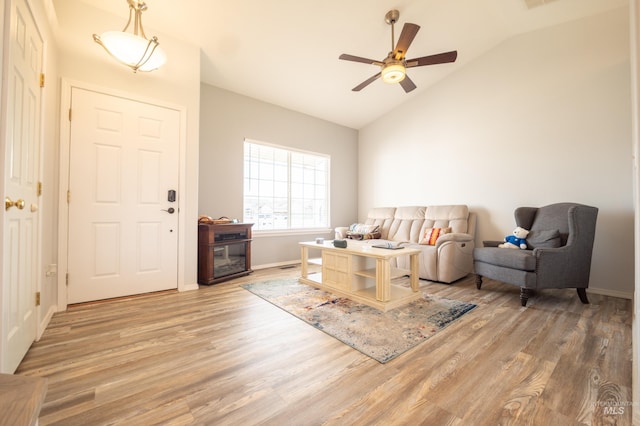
[31,0,60,334]
[359,7,633,297]
[631,0,639,421]
[51,0,201,296]
[199,84,358,267]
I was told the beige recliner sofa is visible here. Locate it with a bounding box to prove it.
[335,205,476,283]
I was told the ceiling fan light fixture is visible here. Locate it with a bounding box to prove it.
[93,0,166,72]
[381,63,406,84]
[338,9,457,92]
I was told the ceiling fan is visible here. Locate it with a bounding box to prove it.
[339,10,458,93]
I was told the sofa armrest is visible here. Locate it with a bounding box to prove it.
[436,232,474,245]
[335,227,349,240]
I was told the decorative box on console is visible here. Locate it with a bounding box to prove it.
[198,222,253,285]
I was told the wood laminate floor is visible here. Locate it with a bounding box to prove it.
[16,266,633,425]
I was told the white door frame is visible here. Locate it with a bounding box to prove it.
[57,79,190,310]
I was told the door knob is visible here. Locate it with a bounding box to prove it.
[162,207,175,214]
[5,197,25,210]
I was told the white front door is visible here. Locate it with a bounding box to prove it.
[1,0,43,373]
[67,88,180,304]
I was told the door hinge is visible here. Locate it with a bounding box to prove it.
[37,181,42,196]
[66,273,69,286]
[68,108,72,121]
[67,190,71,204]
[35,292,41,306]
[39,73,45,88]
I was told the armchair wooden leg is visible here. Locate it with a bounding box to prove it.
[577,288,589,304]
[475,275,483,290]
[520,288,532,306]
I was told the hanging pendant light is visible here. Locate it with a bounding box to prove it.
[93,0,166,72]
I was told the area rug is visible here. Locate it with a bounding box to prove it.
[241,279,477,363]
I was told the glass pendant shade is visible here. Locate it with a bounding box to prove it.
[93,0,166,73]
[381,63,406,84]
[95,31,166,72]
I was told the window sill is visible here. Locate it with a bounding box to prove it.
[253,228,334,238]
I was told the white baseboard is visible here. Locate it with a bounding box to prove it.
[588,287,633,300]
[253,260,300,270]
[37,305,57,340]
[251,264,634,300]
[181,283,200,292]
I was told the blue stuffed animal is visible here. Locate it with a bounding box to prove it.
[498,226,529,250]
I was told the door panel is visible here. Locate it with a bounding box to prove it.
[2,0,42,373]
[67,88,180,304]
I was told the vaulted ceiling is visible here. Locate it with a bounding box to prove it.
[71,0,627,129]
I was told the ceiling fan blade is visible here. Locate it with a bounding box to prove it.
[352,72,381,91]
[406,50,458,68]
[339,54,384,66]
[399,75,417,93]
[393,23,420,60]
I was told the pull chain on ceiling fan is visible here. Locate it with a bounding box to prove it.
[339,10,457,93]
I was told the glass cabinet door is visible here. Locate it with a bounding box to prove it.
[212,242,247,278]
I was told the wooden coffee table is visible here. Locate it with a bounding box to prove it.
[299,240,421,311]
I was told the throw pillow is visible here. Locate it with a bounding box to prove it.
[420,227,452,245]
[527,229,562,249]
[346,223,381,240]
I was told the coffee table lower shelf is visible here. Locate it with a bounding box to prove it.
[300,273,421,311]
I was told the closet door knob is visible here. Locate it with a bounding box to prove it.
[5,197,25,210]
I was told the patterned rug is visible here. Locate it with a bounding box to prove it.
[242,279,477,363]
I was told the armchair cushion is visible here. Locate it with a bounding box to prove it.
[526,229,561,249]
[473,247,537,271]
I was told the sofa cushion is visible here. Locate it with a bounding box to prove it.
[364,207,396,240]
[526,229,561,249]
[421,205,469,235]
[419,227,452,245]
[346,223,381,240]
[387,206,426,242]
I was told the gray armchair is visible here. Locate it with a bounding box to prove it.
[473,203,598,306]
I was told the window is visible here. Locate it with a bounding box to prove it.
[243,139,330,231]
